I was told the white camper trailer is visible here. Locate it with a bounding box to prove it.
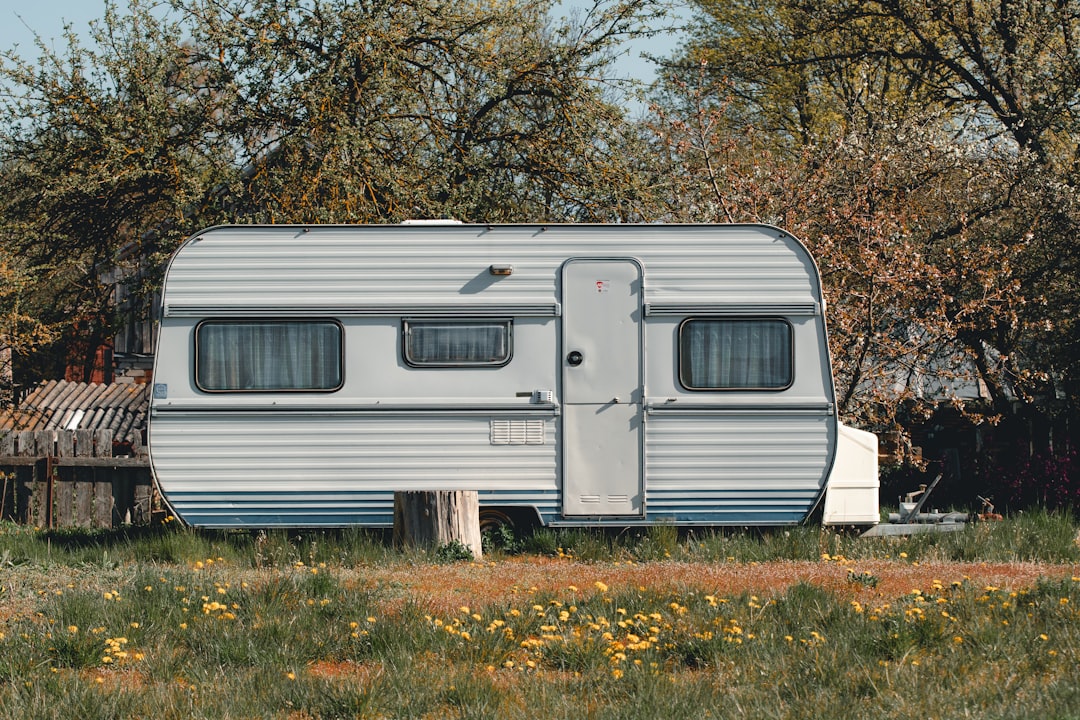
[148,223,879,529]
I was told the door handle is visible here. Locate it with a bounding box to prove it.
[566,350,584,366]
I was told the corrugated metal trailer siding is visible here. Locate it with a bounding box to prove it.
[644,414,833,524]
[150,414,559,527]
[161,225,820,314]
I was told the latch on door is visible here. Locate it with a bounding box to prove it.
[566,350,584,366]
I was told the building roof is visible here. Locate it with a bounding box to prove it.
[1,380,149,447]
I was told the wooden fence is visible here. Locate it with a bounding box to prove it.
[0,429,152,528]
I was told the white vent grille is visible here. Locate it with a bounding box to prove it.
[490,419,545,445]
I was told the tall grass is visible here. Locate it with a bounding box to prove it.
[537,508,1080,564]
[1,509,1074,568]
[0,512,1077,718]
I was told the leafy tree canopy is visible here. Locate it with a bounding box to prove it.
[654,0,1080,438]
[0,0,660,383]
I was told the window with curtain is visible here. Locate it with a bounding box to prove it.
[196,320,343,392]
[679,318,792,390]
[403,319,511,366]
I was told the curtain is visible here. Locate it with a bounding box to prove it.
[681,319,791,389]
[406,321,510,365]
[197,321,341,391]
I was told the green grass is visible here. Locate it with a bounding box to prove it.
[2,508,1075,568]
[0,512,1077,718]
[539,508,1080,564]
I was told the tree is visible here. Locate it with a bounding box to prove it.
[0,0,660,388]
[0,252,57,408]
[177,0,661,223]
[643,75,1073,457]
[669,0,1080,167]
[792,0,1080,174]
[0,1,239,381]
[652,1,1080,449]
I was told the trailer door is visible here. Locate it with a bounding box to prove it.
[561,259,644,516]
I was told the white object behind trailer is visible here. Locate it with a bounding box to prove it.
[148,223,878,529]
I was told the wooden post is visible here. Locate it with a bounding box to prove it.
[393,490,482,560]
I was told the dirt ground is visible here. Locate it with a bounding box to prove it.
[342,556,1080,614]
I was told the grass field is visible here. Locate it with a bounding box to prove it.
[1,513,1078,719]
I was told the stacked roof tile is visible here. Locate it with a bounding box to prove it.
[1,380,149,448]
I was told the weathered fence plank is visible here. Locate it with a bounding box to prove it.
[92,429,114,527]
[29,459,49,528]
[74,429,93,458]
[94,474,113,528]
[133,476,153,525]
[56,469,75,527]
[94,429,113,458]
[17,431,36,457]
[16,432,43,526]
[56,431,74,458]
[34,430,53,457]
[74,477,94,527]
[32,431,55,527]
[0,428,151,528]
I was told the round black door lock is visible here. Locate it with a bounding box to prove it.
[566,350,584,366]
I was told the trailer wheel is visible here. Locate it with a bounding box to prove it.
[479,508,537,552]
[479,508,516,533]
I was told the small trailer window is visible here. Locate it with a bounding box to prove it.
[196,320,343,392]
[403,319,511,366]
[679,318,792,390]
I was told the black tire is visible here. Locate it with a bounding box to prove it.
[479,508,516,533]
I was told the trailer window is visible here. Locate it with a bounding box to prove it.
[403,320,511,366]
[196,320,343,392]
[679,318,792,390]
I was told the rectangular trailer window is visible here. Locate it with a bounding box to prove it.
[679,318,792,390]
[196,320,343,392]
[403,319,511,366]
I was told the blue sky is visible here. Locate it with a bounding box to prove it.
[0,1,103,56]
[0,1,688,106]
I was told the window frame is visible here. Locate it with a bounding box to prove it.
[402,318,513,368]
[677,317,794,392]
[194,318,345,393]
